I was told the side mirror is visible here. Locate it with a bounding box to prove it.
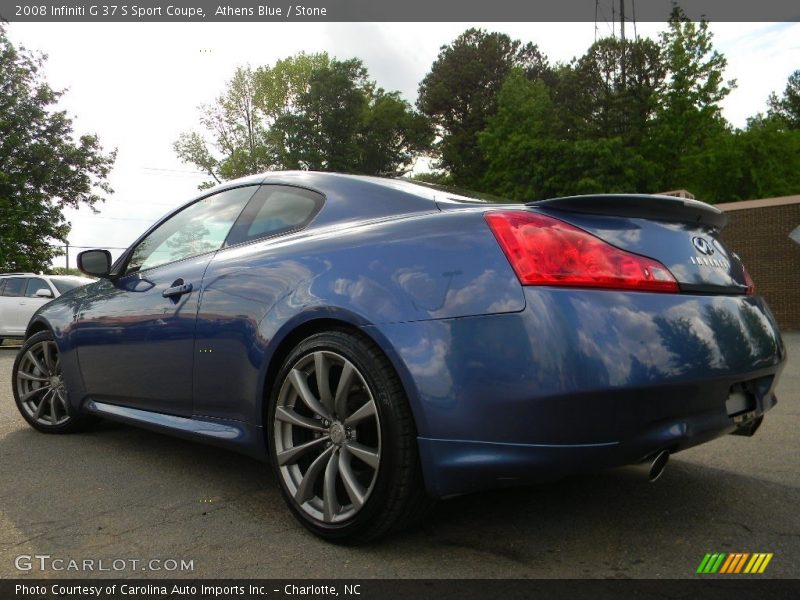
[35,288,54,298]
[77,249,113,278]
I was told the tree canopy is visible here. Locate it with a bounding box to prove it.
[471,12,800,202]
[174,17,800,204]
[175,55,431,186]
[0,26,116,272]
[768,69,800,129]
[416,28,550,188]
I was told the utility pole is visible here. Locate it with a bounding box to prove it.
[65,241,69,270]
[620,0,626,87]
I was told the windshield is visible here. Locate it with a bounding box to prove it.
[50,277,94,295]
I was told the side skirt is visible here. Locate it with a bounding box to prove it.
[84,400,268,461]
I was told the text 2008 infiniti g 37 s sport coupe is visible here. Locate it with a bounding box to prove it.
[12,172,785,542]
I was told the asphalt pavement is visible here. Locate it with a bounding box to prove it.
[0,334,798,579]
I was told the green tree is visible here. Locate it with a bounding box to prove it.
[359,90,434,175]
[553,37,664,145]
[479,70,653,200]
[478,70,559,199]
[417,28,550,188]
[272,59,432,175]
[767,70,800,129]
[174,53,331,188]
[691,115,800,202]
[0,26,116,272]
[273,59,369,171]
[177,54,429,182]
[647,8,734,191]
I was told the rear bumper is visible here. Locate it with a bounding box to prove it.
[371,288,785,498]
[418,389,776,497]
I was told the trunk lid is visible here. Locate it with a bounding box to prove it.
[526,194,750,294]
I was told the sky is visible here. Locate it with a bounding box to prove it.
[5,20,800,267]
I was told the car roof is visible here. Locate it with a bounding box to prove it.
[206,171,442,224]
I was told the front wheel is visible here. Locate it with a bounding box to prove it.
[12,331,92,433]
[268,330,431,543]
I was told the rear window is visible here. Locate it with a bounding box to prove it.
[50,277,93,294]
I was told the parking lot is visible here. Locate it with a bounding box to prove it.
[1,334,798,579]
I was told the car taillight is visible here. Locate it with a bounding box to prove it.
[743,266,755,296]
[485,211,680,293]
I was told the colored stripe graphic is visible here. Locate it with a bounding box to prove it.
[745,554,761,573]
[719,554,736,573]
[758,554,773,573]
[724,553,738,573]
[699,552,773,574]
[711,553,726,573]
[697,554,713,573]
[734,553,750,573]
[701,553,726,573]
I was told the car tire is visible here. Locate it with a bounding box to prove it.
[12,331,94,434]
[268,329,432,544]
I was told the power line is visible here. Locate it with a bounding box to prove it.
[80,215,156,222]
[141,167,207,176]
[48,243,129,250]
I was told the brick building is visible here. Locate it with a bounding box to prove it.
[716,195,800,331]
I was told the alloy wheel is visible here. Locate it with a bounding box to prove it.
[274,350,382,524]
[15,339,71,427]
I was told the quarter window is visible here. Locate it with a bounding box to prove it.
[226,185,324,246]
[125,186,258,274]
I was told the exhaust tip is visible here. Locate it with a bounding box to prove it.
[619,450,670,482]
[648,450,670,483]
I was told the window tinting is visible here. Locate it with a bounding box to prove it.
[226,185,323,246]
[126,186,257,274]
[25,278,50,298]
[2,278,27,297]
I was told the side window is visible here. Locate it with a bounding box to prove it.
[125,186,258,274]
[2,278,27,297]
[226,185,324,246]
[25,278,50,298]
[0,280,5,296]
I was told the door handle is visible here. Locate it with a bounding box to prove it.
[162,282,193,298]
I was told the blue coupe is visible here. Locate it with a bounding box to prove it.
[12,172,785,542]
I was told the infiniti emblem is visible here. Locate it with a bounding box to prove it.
[692,236,715,256]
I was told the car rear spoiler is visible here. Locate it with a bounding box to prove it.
[528,194,728,229]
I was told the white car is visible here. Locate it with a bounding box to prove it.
[0,273,94,344]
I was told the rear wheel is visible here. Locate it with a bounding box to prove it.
[268,330,431,543]
[12,331,92,433]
